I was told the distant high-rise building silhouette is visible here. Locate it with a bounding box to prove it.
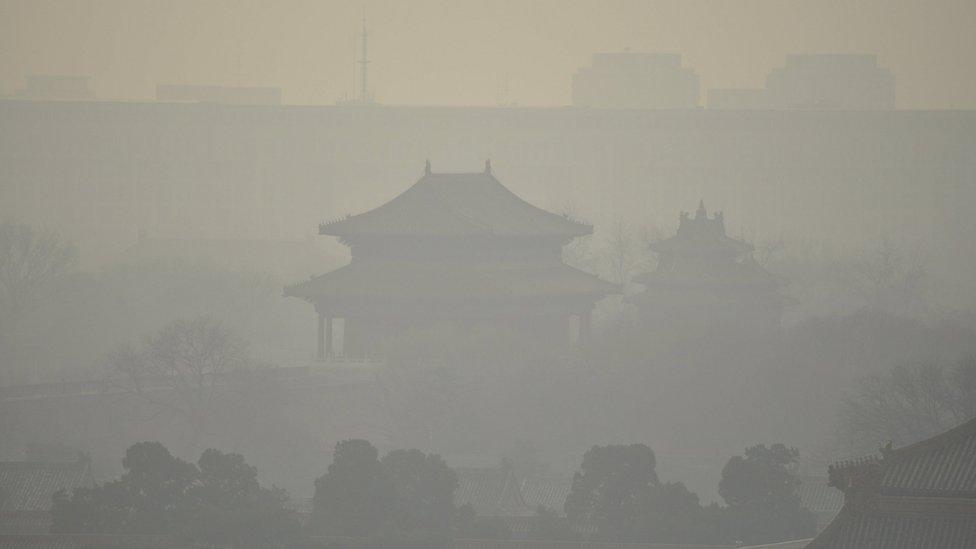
[766,54,895,110]
[708,54,895,110]
[14,75,94,101]
[572,53,700,109]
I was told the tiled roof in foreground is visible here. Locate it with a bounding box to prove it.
[0,460,93,513]
[808,417,976,549]
[454,467,527,517]
[795,475,843,529]
[808,507,976,549]
[519,476,573,512]
[880,418,976,496]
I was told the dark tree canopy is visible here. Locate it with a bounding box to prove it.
[313,439,391,537]
[564,443,707,543]
[192,448,262,509]
[719,443,800,507]
[717,444,817,545]
[51,442,196,534]
[50,442,296,548]
[381,448,458,533]
[313,440,470,541]
[564,443,658,526]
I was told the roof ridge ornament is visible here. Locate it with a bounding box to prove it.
[696,199,707,220]
[424,159,431,176]
[484,158,492,174]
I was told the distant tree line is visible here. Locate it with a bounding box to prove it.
[560,443,815,546]
[51,442,298,548]
[51,439,815,548]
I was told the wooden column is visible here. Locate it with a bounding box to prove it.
[325,316,333,359]
[317,313,326,361]
[579,310,592,346]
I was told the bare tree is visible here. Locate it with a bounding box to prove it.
[837,357,976,452]
[0,223,76,380]
[753,240,785,268]
[106,316,249,443]
[844,238,926,315]
[601,218,653,287]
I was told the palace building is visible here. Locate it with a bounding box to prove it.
[630,201,785,334]
[285,161,615,360]
[809,418,976,548]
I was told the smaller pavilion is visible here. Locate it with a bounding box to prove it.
[630,201,785,334]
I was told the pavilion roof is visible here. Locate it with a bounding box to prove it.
[633,254,785,289]
[650,201,753,257]
[284,259,616,303]
[319,164,591,239]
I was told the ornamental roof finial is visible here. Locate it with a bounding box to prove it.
[424,159,431,175]
[696,199,707,220]
[484,158,492,174]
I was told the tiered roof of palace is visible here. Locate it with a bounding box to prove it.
[633,201,784,290]
[286,163,615,304]
[318,162,591,240]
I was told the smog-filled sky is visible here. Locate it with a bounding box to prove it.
[1,0,974,108]
[3,2,976,546]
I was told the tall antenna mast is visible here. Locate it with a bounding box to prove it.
[359,8,369,104]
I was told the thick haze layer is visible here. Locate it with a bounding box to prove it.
[1,0,974,108]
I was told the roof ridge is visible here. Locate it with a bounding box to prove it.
[319,164,591,238]
[0,459,89,469]
[890,417,976,461]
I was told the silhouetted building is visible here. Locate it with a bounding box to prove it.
[156,84,282,105]
[0,457,93,533]
[14,74,94,101]
[766,54,894,110]
[630,201,785,334]
[809,418,976,548]
[572,53,700,109]
[285,161,615,360]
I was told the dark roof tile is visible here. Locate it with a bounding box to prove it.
[0,460,93,513]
